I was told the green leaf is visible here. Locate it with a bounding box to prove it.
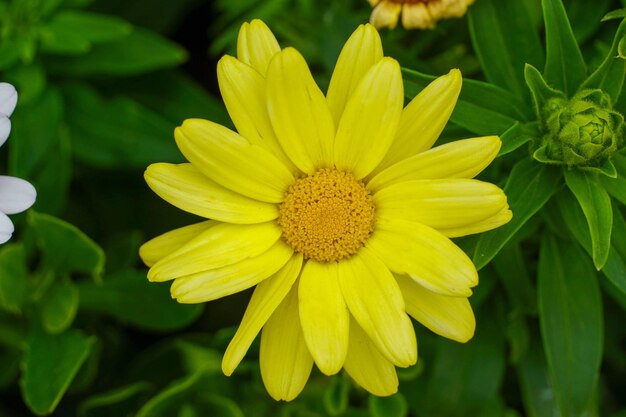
[563,169,613,269]
[77,270,202,332]
[566,0,612,43]
[602,9,626,21]
[47,28,186,76]
[473,159,562,270]
[63,83,182,168]
[559,191,626,295]
[581,18,626,102]
[524,64,566,118]
[499,122,539,156]
[3,63,47,105]
[135,370,204,417]
[492,243,537,315]
[542,0,586,95]
[118,70,231,128]
[402,68,527,136]
[517,338,559,417]
[0,244,28,314]
[468,0,544,99]
[78,382,152,417]
[28,211,105,277]
[21,327,94,415]
[599,153,626,206]
[45,11,132,44]
[8,87,63,178]
[323,375,349,416]
[40,280,79,334]
[368,394,408,417]
[30,128,72,215]
[538,235,603,417]
[419,312,505,416]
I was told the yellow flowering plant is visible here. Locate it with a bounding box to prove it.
[140,20,510,400]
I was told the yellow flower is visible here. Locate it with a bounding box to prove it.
[140,19,511,400]
[368,0,476,30]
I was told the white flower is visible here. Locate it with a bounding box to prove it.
[0,83,36,244]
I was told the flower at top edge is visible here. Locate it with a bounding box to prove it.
[139,19,511,401]
[368,0,476,30]
[0,83,37,244]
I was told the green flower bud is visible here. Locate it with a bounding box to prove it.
[534,89,624,169]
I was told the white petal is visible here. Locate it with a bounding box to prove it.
[0,83,17,117]
[0,117,10,148]
[0,211,15,244]
[0,176,36,214]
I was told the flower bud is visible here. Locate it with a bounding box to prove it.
[534,89,624,168]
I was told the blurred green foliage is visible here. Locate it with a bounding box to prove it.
[0,0,625,416]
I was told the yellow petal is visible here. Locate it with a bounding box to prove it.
[370,2,402,29]
[222,254,303,376]
[170,240,293,303]
[438,207,512,238]
[145,163,278,223]
[374,179,508,230]
[333,58,403,179]
[298,260,349,375]
[260,283,314,401]
[376,69,462,172]
[366,217,477,296]
[326,24,383,125]
[217,55,296,171]
[148,222,282,282]
[139,220,216,267]
[343,318,399,397]
[401,3,435,29]
[266,48,335,174]
[236,19,280,76]
[367,136,501,192]
[337,247,417,367]
[396,274,475,343]
[175,119,294,203]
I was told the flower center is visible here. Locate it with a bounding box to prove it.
[278,168,376,263]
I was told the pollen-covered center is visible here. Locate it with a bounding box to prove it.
[278,168,376,263]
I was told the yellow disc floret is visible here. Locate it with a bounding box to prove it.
[278,168,376,263]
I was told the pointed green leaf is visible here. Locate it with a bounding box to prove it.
[524,63,566,118]
[563,170,613,269]
[0,244,28,314]
[538,235,603,417]
[601,152,626,197]
[602,9,626,21]
[40,280,79,334]
[77,270,202,332]
[402,68,527,136]
[499,122,538,156]
[468,0,544,99]
[542,0,586,95]
[28,211,105,277]
[581,18,626,102]
[559,191,626,295]
[474,159,562,269]
[21,327,94,415]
